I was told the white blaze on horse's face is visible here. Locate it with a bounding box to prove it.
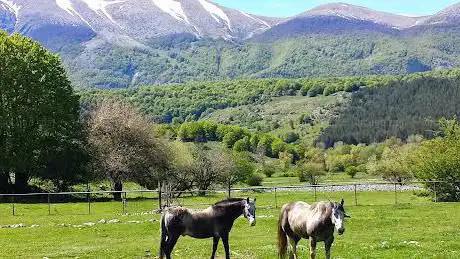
[244,198,256,226]
[332,199,347,235]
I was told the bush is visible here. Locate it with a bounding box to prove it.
[307,84,324,97]
[345,166,359,178]
[283,132,299,143]
[246,173,264,186]
[261,166,276,178]
[233,138,250,152]
[280,171,297,177]
[297,162,325,185]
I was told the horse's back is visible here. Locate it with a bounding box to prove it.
[163,206,216,239]
[281,201,332,239]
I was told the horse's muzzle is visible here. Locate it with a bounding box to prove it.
[249,217,256,226]
[338,228,345,235]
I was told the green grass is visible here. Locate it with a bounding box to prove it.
[1,191,459,258]
[262,173,378,187]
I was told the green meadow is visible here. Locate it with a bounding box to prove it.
[1,191,459,258]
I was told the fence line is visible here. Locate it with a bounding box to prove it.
[0,180,458,217]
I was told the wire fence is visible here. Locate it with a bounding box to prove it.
[0,181,457,217]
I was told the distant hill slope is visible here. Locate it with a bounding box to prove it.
[3,1,460,87]
[81,70,460,146]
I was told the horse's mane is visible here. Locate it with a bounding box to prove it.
[213,198,245,206]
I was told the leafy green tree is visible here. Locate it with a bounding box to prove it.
[345,166,359,179]
[0,32,85,192]
[283,132,299,143]
[297,161,325,185]
[246,173,264,186]
[220,151,255,194]
[271,139,286,157]
[233,137,250,152]
[414,119,460,201]
[366,145,415,184]
[260,166,276,178]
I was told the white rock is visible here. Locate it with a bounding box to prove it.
[11,223,25,228]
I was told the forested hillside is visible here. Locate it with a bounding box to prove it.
[81,69,460,146]
[319,71,460,146]
[70,31,460,88]
[79,75,387,123]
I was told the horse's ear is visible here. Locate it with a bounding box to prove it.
[247,197,250,203]
[341,199,344,206]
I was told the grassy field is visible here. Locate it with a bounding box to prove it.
[1,191,459,258]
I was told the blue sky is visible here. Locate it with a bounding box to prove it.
[213,0,460,17]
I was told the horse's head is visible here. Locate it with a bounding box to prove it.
[331,199,350,235]
[243,197,256,226]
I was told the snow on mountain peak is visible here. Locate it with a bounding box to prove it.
[152,0,190,24]
[239,10,271,28]
[56,0,93,28]
[56,0,75,16]
[198,0,232,31]
[81,0,125,24]
[0,0,21,19]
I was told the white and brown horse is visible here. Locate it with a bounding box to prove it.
[159,197,256,259]
[278,199,349,259]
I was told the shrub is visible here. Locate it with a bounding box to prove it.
[297,162,325,185]
[345,165,359,178]
[283,132,300,143]
[233,137,250,152]
[246,173,264,186]
[261,166,276,178]
[280,171,297,177]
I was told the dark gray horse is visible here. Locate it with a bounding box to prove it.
[278,199,350,259]
[159,197,256,259]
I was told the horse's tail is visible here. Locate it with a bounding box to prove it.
[277,207,288,259]
[159,212,168,259]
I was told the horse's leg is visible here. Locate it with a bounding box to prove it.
[165,234,179,259]
[159,234,167,259]
[288,237,300,259]
[309,237,317,259]
[211,236,220,259]
[325,236,334,259]
[221,232,231,259]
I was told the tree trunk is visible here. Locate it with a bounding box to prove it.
[0,171,11,194]
[227,181,231,198]
[112,180,123,201]
[14,170,29,193]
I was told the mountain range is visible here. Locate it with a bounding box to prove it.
[2,0,460,87]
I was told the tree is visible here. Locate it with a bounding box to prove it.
[164,141,196,197]
[366,144,415,184]
[233,137,250,152]
[0,32,85,193]
[188,145,229,196]
[87,100,169,200]
[345,166,359,179]
[297,161,325,185]
[283,132,299,143]
[219,151,254,197]
[414,119,460,201]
